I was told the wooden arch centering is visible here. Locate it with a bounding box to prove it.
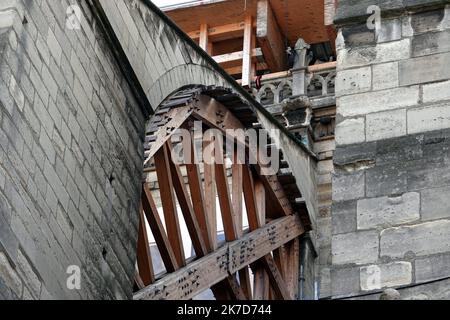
[133,87,308,300]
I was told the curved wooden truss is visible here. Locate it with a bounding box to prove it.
[133,88,308,300]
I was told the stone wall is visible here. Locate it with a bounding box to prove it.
[332,0,450,299]
[0,0,146,299]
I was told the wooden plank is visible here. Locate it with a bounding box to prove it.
[232,157,243,236]
[144,105,193,163]
[212,48,263,65]
[154,145,186,266]
[242,15,256,87]
[214,140,237,242]
[286,238,300,299]
[253,268,269,300]
[134,214,304,300]
[242,166,261,231]
[137,203,155,286]
[225,62,268,76]
[238,267,253,300]
[225,276,248,300]
[260,255,291,300]
[141,184,179,273]
[256,0,286,72]
[254,177,266,226]
[199,23,210,53]
[273,246,288,279]
[188,21,256,42]
[167,142,208,257]
[203,137,217,249]
[186,133,213,251]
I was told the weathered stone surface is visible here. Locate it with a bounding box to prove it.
[335,66,371,96]
[334,0,450,26]
[378,18,402,43]
[337,86,419,117]
[16,250,41,298]
[335,117,365,145]
[357,192,420,230]
[412,30,450,57]
[341,24,376,48]
[372,62,399,91]
[423,80,450,103]
[421,186,450,221]
[334,142,377,166]
[331,266,360,298]
[415,253,450,282]
[360,262,412,291]
[366,164,408,197]
[337,39,410,70]
[408,103,450,134]
[399,52,450,86]
[332,171,365,202]
[332,200,357,235]
[366,109,406,142]
[332,230,379,265]
[410,9,445,34]
[0,252,22,297]
[380,219,450,258]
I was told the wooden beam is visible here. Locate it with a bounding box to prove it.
[199,23,211,54]
[136,204,155,286]
[214,143,237,242]
[167,142,208,257]
[242,14,256,87]
[232,157,243,236]
[144,105,193,162]
[134,214,304,300]
[188,21,256,42]
[141,185,179,272]
[212,48,263,65]
[225,62,268,76]
[273,246,288,279]
[254,177,266,226]
[286,238,300,299]
[253,268,270,300]
[238,267,253,300]
[192,96,295,217]
[242,166,262,231]
[154,144,186,267]
[186,132,213,251]
[203,137,217,250]
[260,255,291,300]
[256,0,287,72]
[225,276,248,300]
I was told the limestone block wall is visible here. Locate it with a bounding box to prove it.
[314,139,335,298]
[0,0,146,299]
[332,1,450,299]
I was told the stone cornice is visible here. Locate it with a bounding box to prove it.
[334,0,450,26]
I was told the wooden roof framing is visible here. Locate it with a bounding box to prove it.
[134,86,311,300]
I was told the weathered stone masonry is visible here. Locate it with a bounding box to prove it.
[0,0,147,299]
[0,0,317,300]
[332,0,450,299]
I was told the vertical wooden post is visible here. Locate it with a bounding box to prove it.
[199,23,212,54]
[136,204,155,286]
[232,156,243,235]
[154,144,186,266]
[203,138,217,249]
[242,15,256,87]
[186,132,213,251]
